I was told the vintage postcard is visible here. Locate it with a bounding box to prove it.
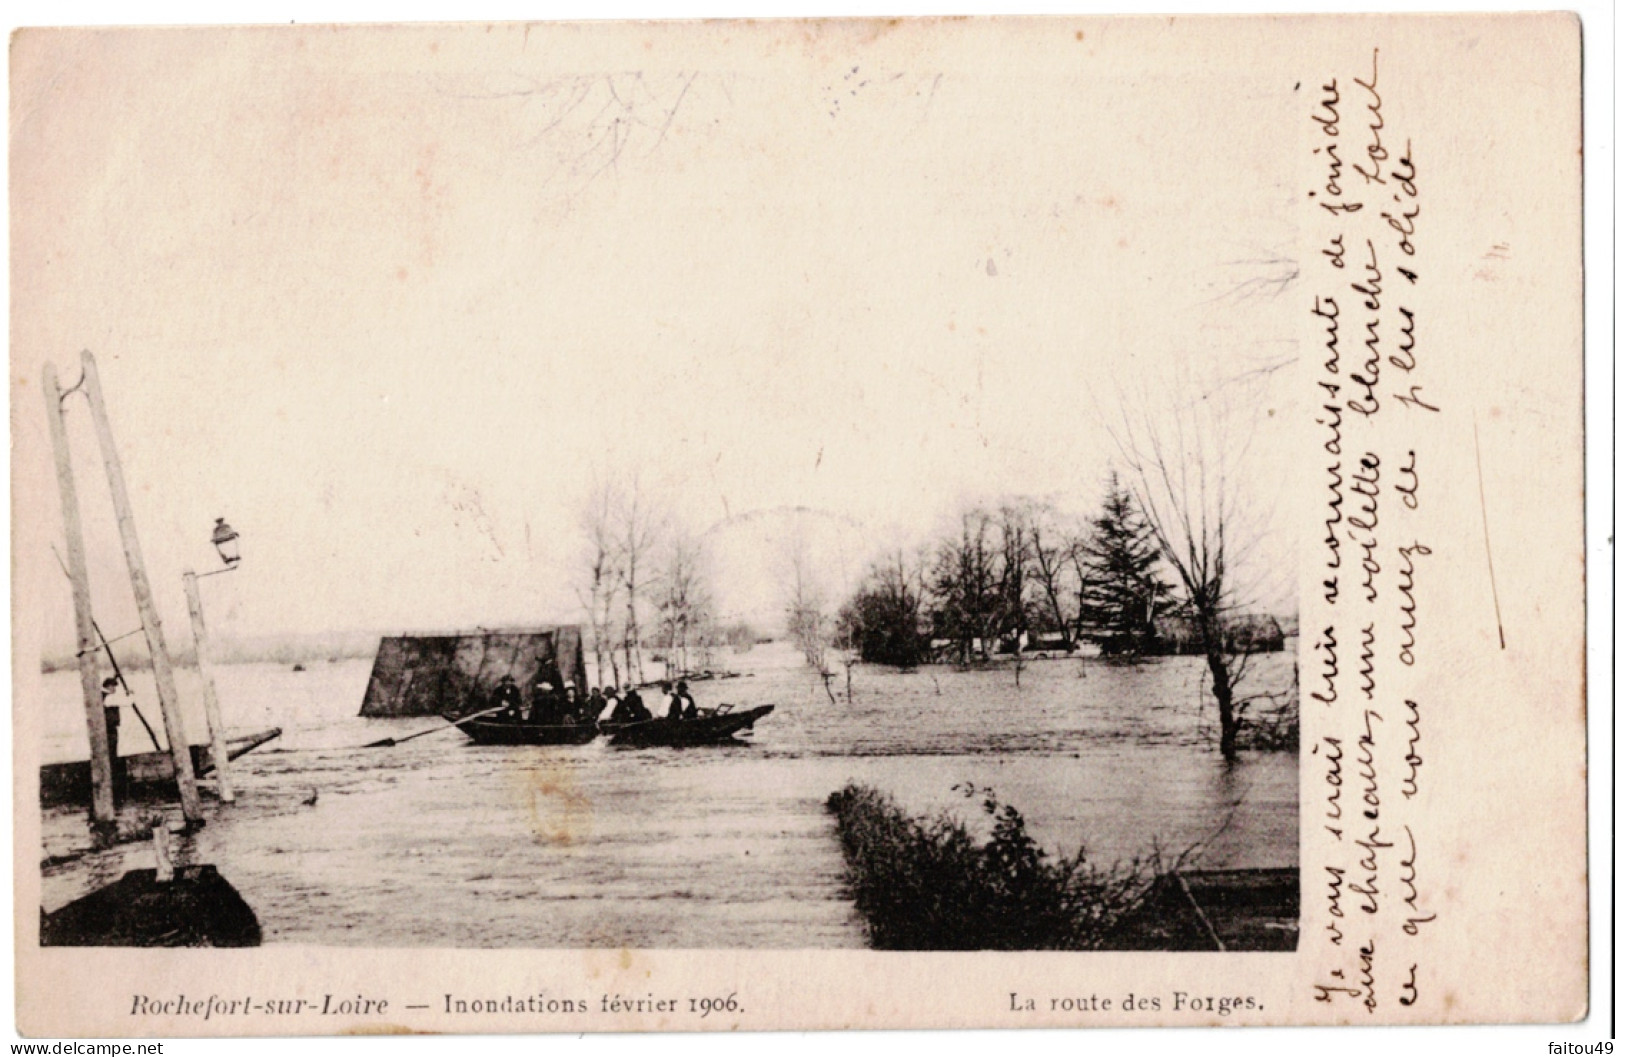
[10,14,1587,1038]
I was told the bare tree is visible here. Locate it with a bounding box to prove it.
[1026,501,1077,653]
[615,474,663,685]
[837,548,927,669]
[656,527,712,678]
[781,527,840,702]
[995,503,1035,686]
[576,477,625,687]
[931,509,1001,664]
[1112,392,1269,760]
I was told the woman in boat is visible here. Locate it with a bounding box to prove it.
[527,680,558,724]
[529,659,566,719]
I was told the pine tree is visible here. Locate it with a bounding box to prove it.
[1074,473,1171,658]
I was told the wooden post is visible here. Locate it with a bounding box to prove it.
[80,351,203,823]
[152,823,174,884]
[42,363,117,828]
[182,571,235,802]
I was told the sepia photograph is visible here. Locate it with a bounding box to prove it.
[9,11,1591,1038]
[18,18,1305,957]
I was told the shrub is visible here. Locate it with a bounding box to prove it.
[1240,690,1300,752]
[825,782,1170,950]
[1233,662,1300,752]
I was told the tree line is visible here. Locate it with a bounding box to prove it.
[831,473,1179,670]
[578,436,1291,760]
[818,456,1292,760]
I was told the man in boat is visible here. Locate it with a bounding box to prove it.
[675,679,699,720]
[492,675,525,723]
[560,682,583,724]
[585,686,608,724]
[610,685,652,724]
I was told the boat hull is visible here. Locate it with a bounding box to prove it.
[458,718,600,746]
[605,705,773,747]
[39,728,282,808]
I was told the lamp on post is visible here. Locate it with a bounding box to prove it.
[185,517,243,803]
[210,518,241,568]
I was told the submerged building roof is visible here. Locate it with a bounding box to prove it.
[359,626,587,718]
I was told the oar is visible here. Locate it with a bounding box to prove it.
[92,613,161,751]
[362,705,510,749]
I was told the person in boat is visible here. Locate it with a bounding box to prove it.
[529,680,561,724]
[675,679,699,720]
[492,675,525,723]
[600,684,622,719]
[528,659,566,719]
[526,678,548,722]
[610,685,652,724]
[586,686,608,724]
[661,682,692,721]
[560,682,582,725]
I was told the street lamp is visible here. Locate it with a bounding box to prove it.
[210,517,241,568]
[186,517,243,803]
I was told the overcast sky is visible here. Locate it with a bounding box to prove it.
[14,21,1299,647]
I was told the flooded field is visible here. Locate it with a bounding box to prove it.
[37,643,1297,948]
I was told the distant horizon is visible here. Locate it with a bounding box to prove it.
[38,601,1304,674]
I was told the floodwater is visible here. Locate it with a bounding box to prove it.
[37,643,1297,948]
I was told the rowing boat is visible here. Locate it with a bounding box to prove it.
[603,704,773,747]
[457,717,600,746]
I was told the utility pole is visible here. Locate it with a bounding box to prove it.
[42,363,116,830]
[80,351,203,823]
[182,571,234,802]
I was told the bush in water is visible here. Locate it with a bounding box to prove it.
[825,782,1172,950]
